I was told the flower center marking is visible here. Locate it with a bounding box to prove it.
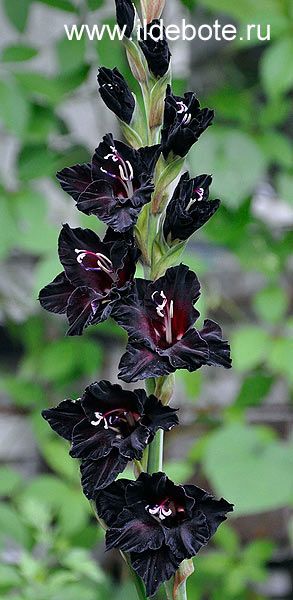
[186,187,204,211]
[90,408,139,431]
[146,498,185,521]
[176,101,192,126]
[152,291,174,345]
[75,249,114,276]
[100,145,134,197]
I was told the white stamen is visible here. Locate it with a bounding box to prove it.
[177,101,188,114]
[182,112,192,125]
[186,187,205,211]
[126,160,134,180]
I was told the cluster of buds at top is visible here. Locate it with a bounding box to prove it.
[39,1,233,597]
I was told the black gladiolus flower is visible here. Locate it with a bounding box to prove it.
[163,172,220,243]
[161,85,214,158]
[97,67,135,125]
[57,134,160,232]
[139,19,171,78]
[96,472,233,596]
[112,264,231,382]
[39,224,139,335]
[115,0,135,38]
[42,382,178,497]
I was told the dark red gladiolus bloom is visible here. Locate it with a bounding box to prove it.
[96,472,233,596]
[139,19,171,78]
[39,224,139,335]
[115,0,135,38]
[97,67,135,125]
[57,134,159,232]
[112,264,232,382]
[163,171,220,243]
[42,382,178,497]
[161,85,214,158]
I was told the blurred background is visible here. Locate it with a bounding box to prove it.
[0,0,292,599]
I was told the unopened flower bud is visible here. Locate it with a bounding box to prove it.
[141,0,166,22]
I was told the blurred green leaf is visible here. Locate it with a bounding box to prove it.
[17,144,60,180]
[37,0,77,11]
[2,44,38,62]
[267,336,293,384]
[3,0,31,32]
[261,37,293,98]
[0,78,30,136]
[0,564,21,589]
[56,36,86,74]
[0,502,30,547]
[203,423,293,514]
[164,460,194,483]
[231,326,271,371]
[37,338,103,382]
[189,128,266,207]
[40,438,79,482]
[61,548,105,583]
[0,467,23,497]
[234,372,273,410]
[277,172,293,205]
[253,285,289,323]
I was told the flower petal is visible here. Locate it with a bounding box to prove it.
[199,319,232,368]
[42,400,84,441]
[130,545,181,597]
[80,451,128,498]
[164,511,210,560]
[39,272,74,314]
[118,341,171,382]
[57,163,92,200]
[105,506,164,553]
[95,479,129,526]
[66,287,95,335]
[70,418,114,460]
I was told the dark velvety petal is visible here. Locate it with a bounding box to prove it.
[112,423,151,460]
[142,395,179,433]
[184,484,234,536]
[199,319,232,368]
[130,545,181,597]
[81,380,143,421]
[105,506,164,553]
[95,479,129,526]
[97,202,141,233]
[164,511,210,560]
[56,163,92,200]
[112,285,153,342]
[125,472,193,514]
[145,265,201,335]
[118,341,171,382]
[80,451,128,498]
[98,67,135,124]
[165,328,209,371]
[115,0,135,38]
[58,224,112,292]
[42,400,84,441]
[138,19,171,78]
[66,287,97,336]
[76,180,117,217]
[70,419,114,460]
[39,272,74,314]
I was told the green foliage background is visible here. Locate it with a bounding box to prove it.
[0,0,292,598]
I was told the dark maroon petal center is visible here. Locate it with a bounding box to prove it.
[146,496,186,524]
[150,289,188,348]
[90,407,141,436]
[100,145,135,198]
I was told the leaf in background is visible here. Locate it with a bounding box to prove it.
[234,372,273,410]
[189,128,266,207]
[56,36,86,74]
[0,78,31,136]
[253,285,289,323]
[261,37,293,98]
[87,0,104,9]
[37,0,77,11]
[2,44,38,62]
[40,438,79,483]
[0,196,19,258]
[17,144,60,181]
[37,338,103,382]
[3,0,31,32]
[203,423,293,515]
[231,326,271,371]
[267,336,293,385]
[0,502,30,547]
[198,0,288,28]
[0,376,44,409]
[277,172,293,205]
[0,565,21,589]
[0,467,23,497]
[61,549,105,583]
